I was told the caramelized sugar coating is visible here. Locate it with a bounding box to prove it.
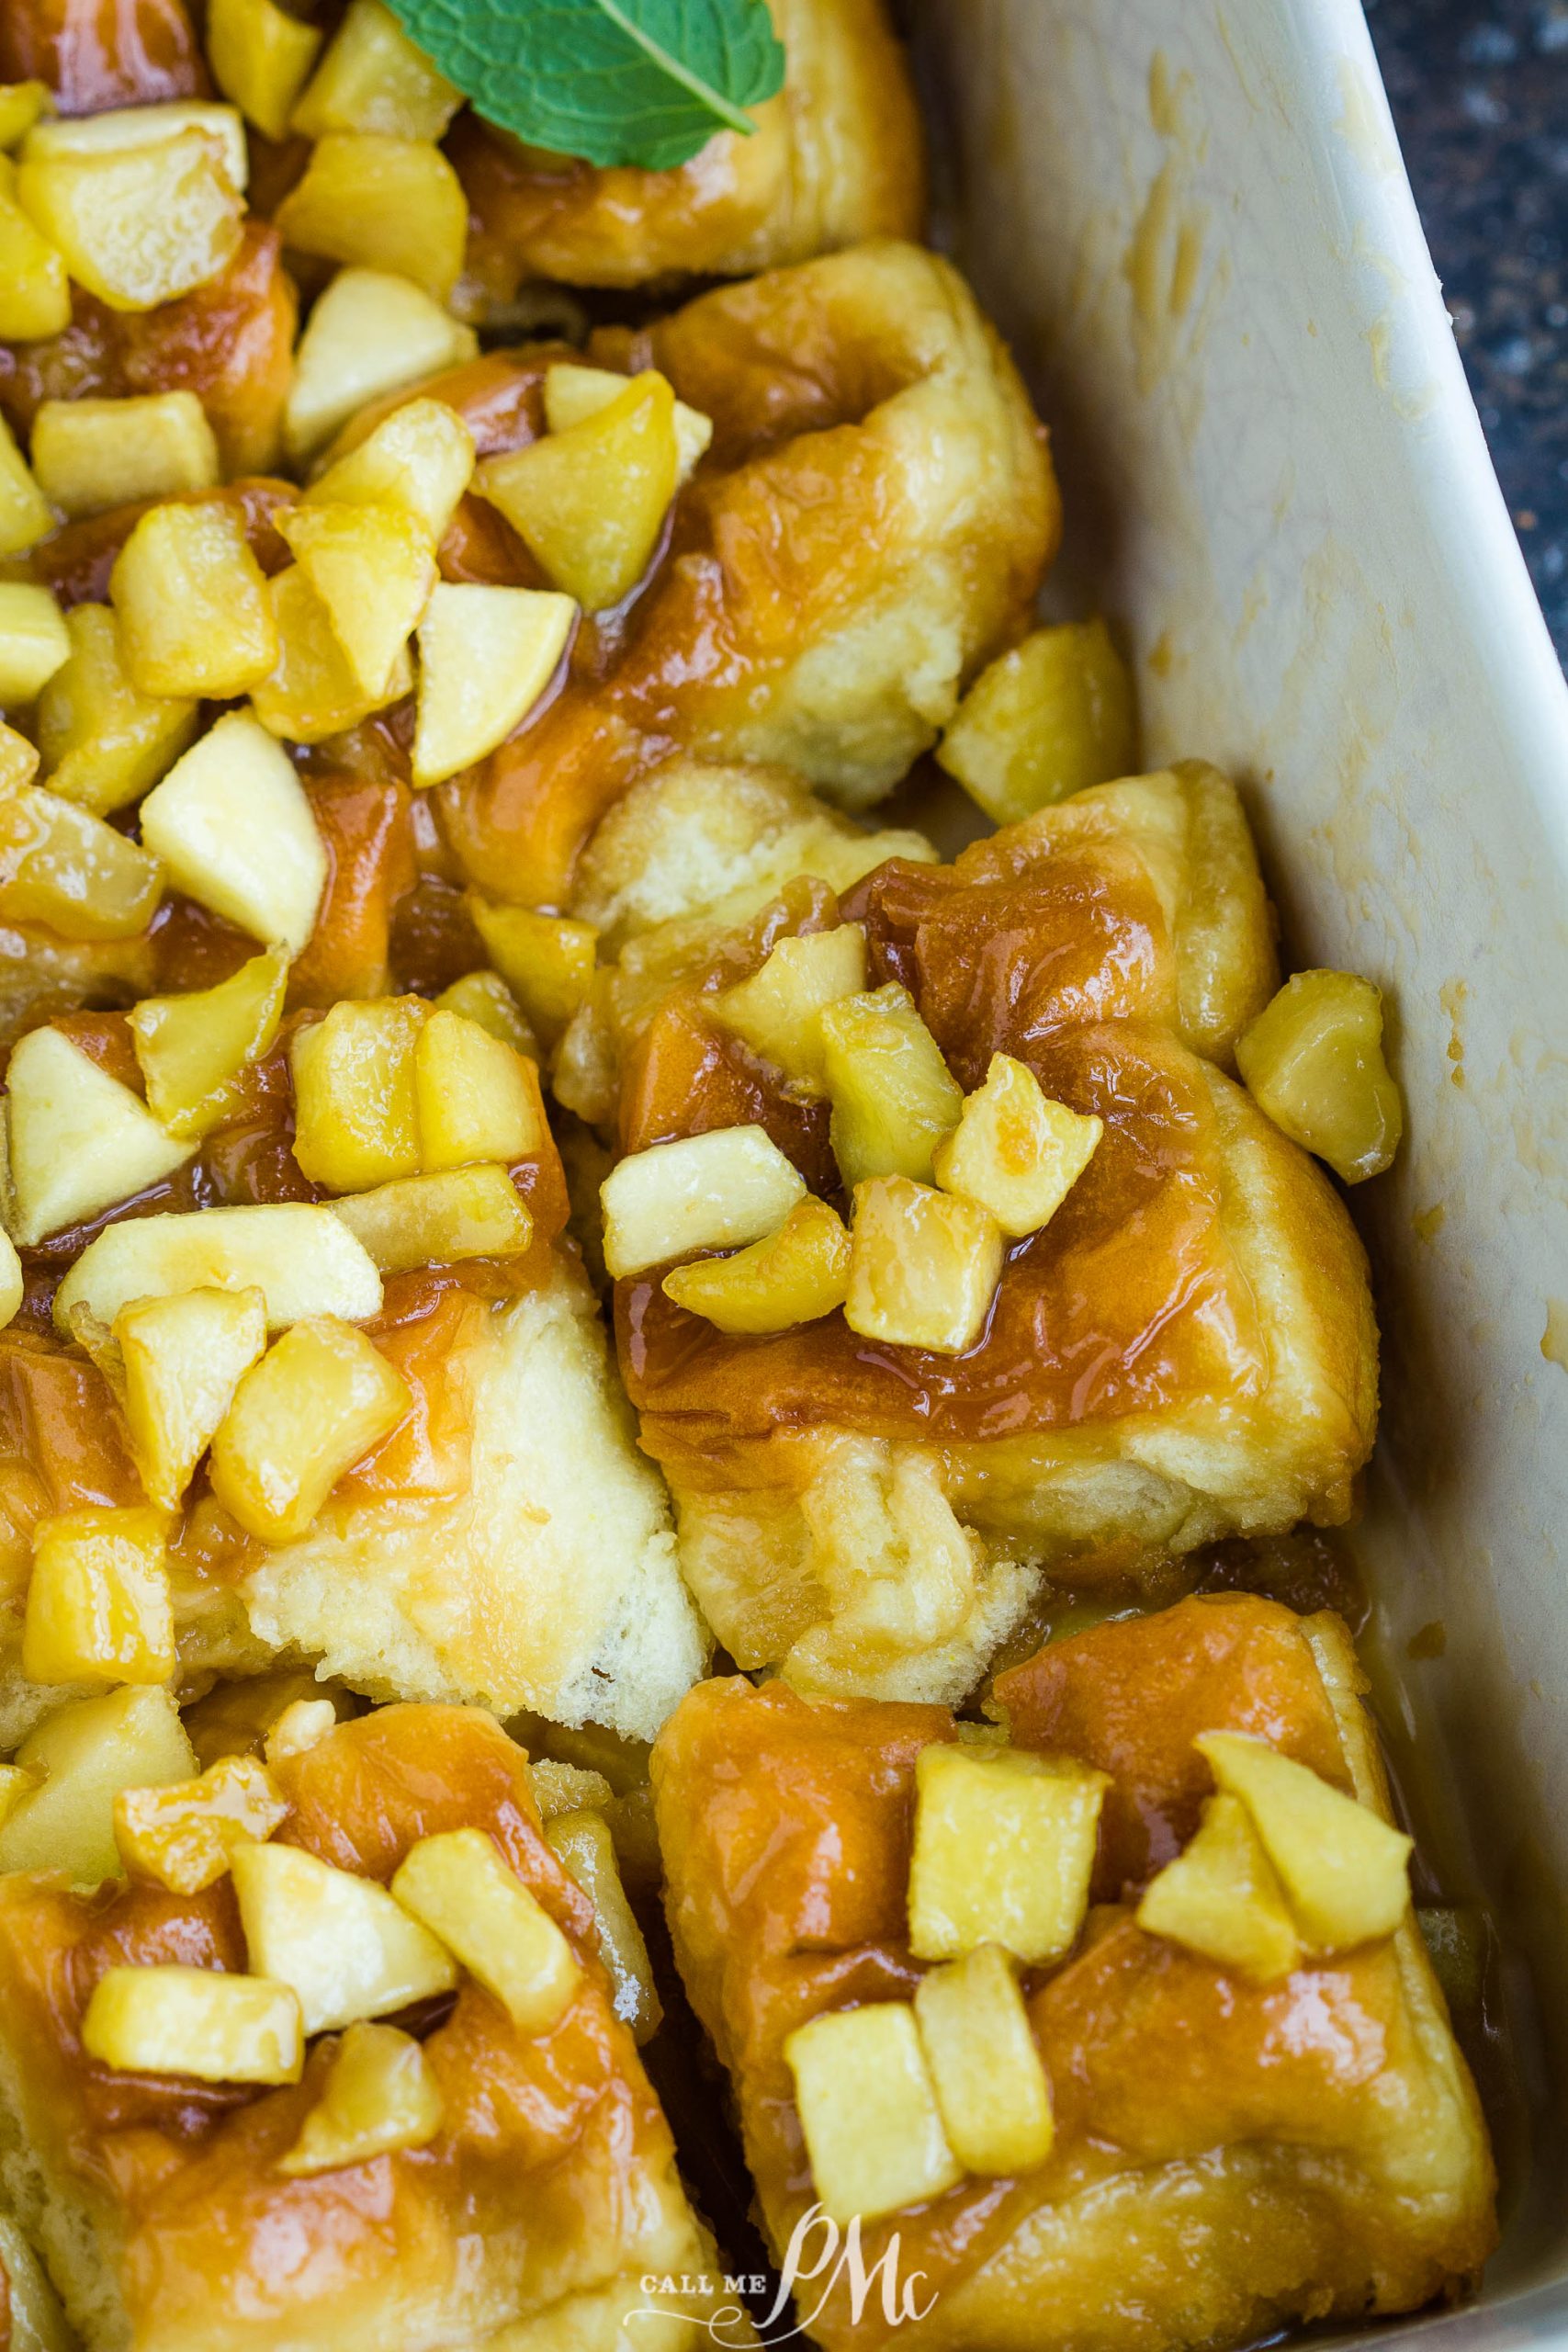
[0,1703,725,2352]
[651,1597,1496,2352]
[456,0,924,297]
[0,0,206,115]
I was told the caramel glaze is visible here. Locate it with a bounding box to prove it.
[0,0,206,116]
[650,1597,1494,2352]
[0,1706,680,2342]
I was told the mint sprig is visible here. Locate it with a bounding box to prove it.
[387,0,786,172]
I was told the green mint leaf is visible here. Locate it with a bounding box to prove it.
[385,0,785,171]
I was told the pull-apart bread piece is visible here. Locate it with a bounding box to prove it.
[653,1594,1496,2352]
[596,763,1375,1700]
[0,1700,730,2352]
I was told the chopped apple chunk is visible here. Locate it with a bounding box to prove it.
[464,900,595,1046]
[1196,1732,1414,1951]
[83,1962,303,2083]
[0,83,51,149]
[232,1839,457,2033]
[209,1316,412,1544]
[290,996,427,1193]
[291,0,462,140]
[277,501,435,697]
[601,1125,807,1280]
[22,1505,175,1687]
[1236,970,1404,1183]
[206,0,323,141]
[114,1751,288,1894]
[330,1163,532,1272]
[16,127,243,311]
[20,103,249,195]
[140,710,328,952]
[265,1697,341,1761]
[908,1743,1109,1966]
[0,783,164,937]
[434,968,537,1058]
[661,1197,850,1333]
[0,718,39,792]
[820,983,964,1188]
[130,949,289,1139]
[0,412,51,557]
[711,926,868,1092]
[475,372,679,613]
[185,1671,348,1768]
[545,1809,661,2043]
[6,1022,190,1245]
[275,130,467,301]
[391,1827,581,2035]
[305,395,475,544]
[54,1203,384,1340]
[1135,1791,1301,1983]
[111,503,276,700]
[544,363,712,484]
[933,1054,1102,1238]
[937,620,1137,824]
[31,392,220,520]
[252,562,414,744]
[414,1007,540,1170]
[412,583,575,788]
[285,268,477,465]
[0,154,71,341]
[279,2020,445,2177]
[0,582,69,704]
[36,603,198,816]
[913,1943,1055,2175]
[844,1174,1002,1355]
[784,2002,962,2225]
[0,1763,35,1829]
[116,1285,269,1510]
[0,1684,194,1884]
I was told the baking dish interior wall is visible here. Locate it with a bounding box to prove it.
[911,0,1568,2307]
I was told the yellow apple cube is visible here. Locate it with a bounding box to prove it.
[207,0,323,141]
[662,1196,851,1333]
[53,1202,384,1340]
[601,1125,807,1280]
[31,391,220,520]
[413,1006,540,1170]
[277,501,435,697]
[845,1175,1003,1355]
[1236,970,1404,1183]
[265,1697,342,1762]
[463,899,595,1045]
[474,372,679,613]
[933,1054,1102,1238]
[1135,1790,1302,1983]
[391,1827,581,2035]
[0,582,69,704]
[83,1962,303,2083]
[291,0,461,139]
[289,995,426,1191]
[140,710,328,952]
[17,127,243,311]
[231,1838,457,2033]
[784,2002,962,2225]
[913,1943,1055,2175]
[434,967,537,1058]
[36,603,198,817]
[0,1683,193,1883]
[279,2019,445,2177]
[114,1751,288,1894]
[115,1284,269,1511]
[20,103,249,195]
[0,156,71,340]
[305,395,475,545]
[711,926,868,1094]
[908,1743,1109,1965]
[0,718,39,792]
[0,783,164,937]
[6,1021,189,1244]
[209,1316,412,1544]
[110,502,276,699]
[0,411,51,558]
[545,1808,661,2043]
[183,1669,346,1769]
[0,83,50,151]
[937,620,1137,825]
[251,563,413,746]
[544,362,712,484]
[22,1504,175,1687]
[330,1162,531,1273]
[275,130,467,301]
[284,268,476,466]
[412,582,576,788]
[130,948,289,1139]
[820,984,964,1188]
[1196,1732,1414,1951]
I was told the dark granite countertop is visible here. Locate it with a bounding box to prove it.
[1365,0,1568,662]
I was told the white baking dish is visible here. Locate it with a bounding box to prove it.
[912,0,1568,2329]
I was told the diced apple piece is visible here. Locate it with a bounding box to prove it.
[265,1697,342,1761]
[0,718,39,792]
[83,1962,303,2083]
[434,968,537,1058]
[0,1228,20,1329]
[908,1743,1109,1966]
[0,582,69,704]
[413,1006,540,1170]
[130,948,289,1139]
[0,156,71,340]
[329,1163,532,1273]
[110,503,276,699]
[936,621,1137,824]
[36,604,197,817]
[251,562,414,746]
[474,374,679,613]
[210,1316,411,1544]
[913,1942,1055,2175]
[0,1683,194,1884]
[276,501,434,698]
[279,2019,444,2177]
[1236,970,1404,1183]
[31,393,220,522]
[16,128,243,312]
[820,984,963,1188]
[305,395,475,544]
[275,130,467,300]
[115,1285,269,1510]
[140,710,328,952]
[0,412,51,558]
[544,362,712,485]
[463,899,595,1046]
[0,83,51,151]
[0,783,164,937]
[21,103,249,195]
[22,1504,174,1687]
[291,0,461,139]
[231,1838,456,2033]
[114,1751,288,1894]
[544,1809,660,2044]
[285,268,477,466]
[207,0,323,142]
[289,996,426,1191]
[184,1669,347,1768]
[784,2001,962,2224]
[53,1203,384,1340]
[528,1758,615,1820]
[0,1763,34,1828]
[1135,1790,1301,1983]
[933,1054,1102,1238]
[412,583,575,789]
[601,1125,807,1280]
[662,1196,850,1334]
[844,1175,1002,1355]
[711,925,867,1093]
[391,1827,581,2035]
[1196,1732,1414,1951]
[6,1022,190,1245]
